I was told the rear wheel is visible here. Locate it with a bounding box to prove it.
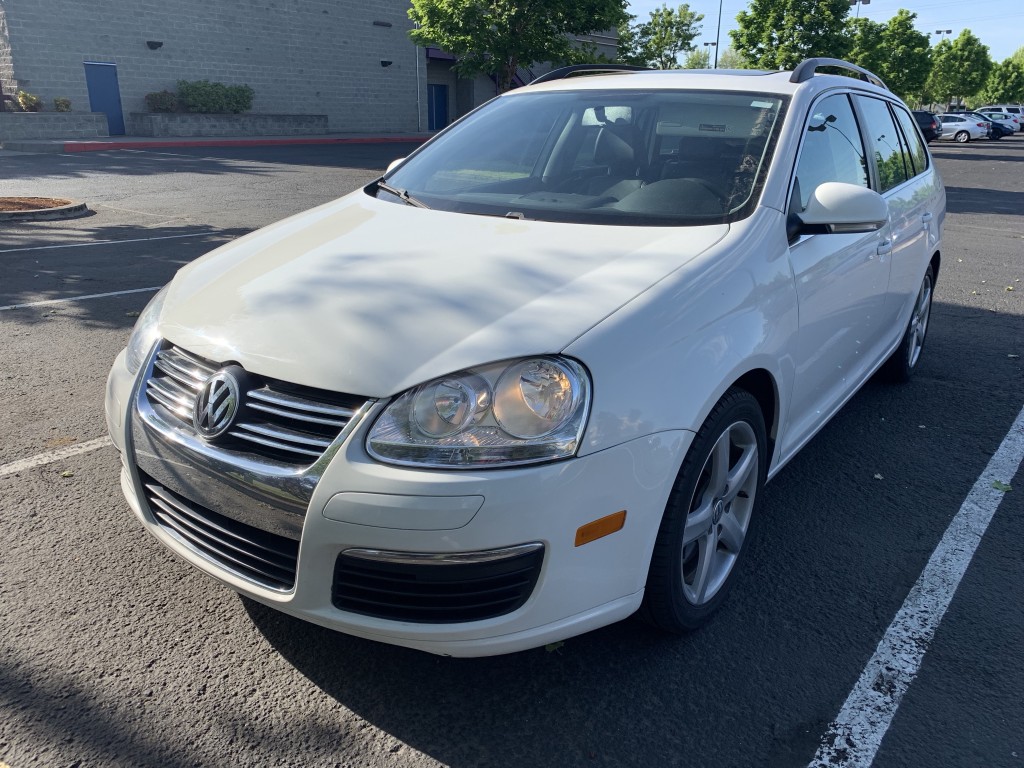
[881,265,934,383]
[640,388,766,633]
[955,131,970,143]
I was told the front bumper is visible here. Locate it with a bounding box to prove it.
[106,348,691,656]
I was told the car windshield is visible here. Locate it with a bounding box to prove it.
[377,89,787,226]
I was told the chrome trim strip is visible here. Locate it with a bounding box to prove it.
[247,401,348,428]
[233,421,334,448]
[228,429,326,458]
[341,542,545,567]
[248,387,357,418]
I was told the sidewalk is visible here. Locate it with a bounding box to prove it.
[0,132,434,154]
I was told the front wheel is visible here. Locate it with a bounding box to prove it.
[640,388,766,633]
[955,131,970,143]
[881,265,934,383]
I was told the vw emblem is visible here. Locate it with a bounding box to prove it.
[193,370,241,439]
[712,498,725,525]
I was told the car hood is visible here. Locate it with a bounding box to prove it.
[160,192,728,397]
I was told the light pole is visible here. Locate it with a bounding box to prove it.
[934,29,952,41]
[848,0,870,19]
[703,41,717,69]
[713,0,723,68]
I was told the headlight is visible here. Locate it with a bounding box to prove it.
[367,357,591,468]
[125,285,169,375]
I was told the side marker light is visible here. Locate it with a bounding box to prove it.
[575,510,627,547]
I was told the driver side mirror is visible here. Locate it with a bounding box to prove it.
[386,157,406,174]
[792,182,888,238]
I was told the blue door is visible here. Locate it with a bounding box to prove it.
[84,62,125,136]
[428,84,448,131]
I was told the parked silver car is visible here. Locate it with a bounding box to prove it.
[936,113,988,142]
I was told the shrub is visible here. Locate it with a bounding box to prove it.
[176,80,254,114]
[53,97,72,112]
[145,90,177,113]
[16,90,42,112]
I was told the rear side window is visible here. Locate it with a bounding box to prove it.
[856,96,910,193]
[793,93,868,212]
[891,105,928,176]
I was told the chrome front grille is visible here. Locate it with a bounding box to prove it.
[145,344,367,466]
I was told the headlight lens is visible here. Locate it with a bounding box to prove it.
[124,285,169,375]
[367,356,591,468]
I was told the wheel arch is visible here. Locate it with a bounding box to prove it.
[730,368,779,469]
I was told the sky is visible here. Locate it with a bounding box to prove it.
[626,0,1023,63]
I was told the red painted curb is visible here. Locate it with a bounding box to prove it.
[61,136,429,153]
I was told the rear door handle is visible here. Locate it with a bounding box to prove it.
[921,212,934,223]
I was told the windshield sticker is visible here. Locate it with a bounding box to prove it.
[699,123,727,132]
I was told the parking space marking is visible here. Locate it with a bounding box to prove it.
[810,404,1024,768]
[0,286,160,312]
[0,436,113,478]
[0,232,217,254]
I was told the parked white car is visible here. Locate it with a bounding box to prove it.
[980,111,1021,134]
[936,113,989,142]
[106,58,945,656]
[977,104,1024,131]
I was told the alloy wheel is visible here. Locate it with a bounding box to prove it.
[680,421,759,606]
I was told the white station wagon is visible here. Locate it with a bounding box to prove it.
[106,58,945,656]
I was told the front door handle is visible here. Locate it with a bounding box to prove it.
[921,212,934,223]
[876,239,893,257]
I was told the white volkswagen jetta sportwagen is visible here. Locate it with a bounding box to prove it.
[106,59,945,656]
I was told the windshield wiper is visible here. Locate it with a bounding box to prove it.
[375,179,430,209]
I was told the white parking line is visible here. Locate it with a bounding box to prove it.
[0,232,216,254]
[0,436,113,478]
[0,286,160,312]
[810,404,1024,768]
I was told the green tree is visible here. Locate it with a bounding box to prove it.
[878,10,931,103]
[617,4,703,69]
[977,58,1024,105]
[846,18,885,76]
[409,0,629,93]
[716,47,750,69]
[683,47,711,68]
[731,0,851,70]
[925,31,993,110]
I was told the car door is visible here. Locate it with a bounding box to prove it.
[782,91,893,456]
[853,96,937,336]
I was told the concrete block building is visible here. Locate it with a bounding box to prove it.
[0,1,616,137]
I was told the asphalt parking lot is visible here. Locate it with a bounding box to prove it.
[1,137,1021,768]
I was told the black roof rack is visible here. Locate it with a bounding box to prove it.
[530,64,650,85]
[789,58,888,90]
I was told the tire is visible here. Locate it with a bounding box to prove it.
[955,131,970,143]
[640,388,767,633]
[881,265,935,383]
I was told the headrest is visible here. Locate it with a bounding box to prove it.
[594,125,635,167]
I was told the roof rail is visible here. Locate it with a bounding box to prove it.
[530,64,649,85]
[789,58,888,90]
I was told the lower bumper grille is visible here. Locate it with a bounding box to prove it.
[139,470,299,591]
[331,544,544,623]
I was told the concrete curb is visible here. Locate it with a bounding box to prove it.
[1,135,431,154]
[0,200,90,221]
